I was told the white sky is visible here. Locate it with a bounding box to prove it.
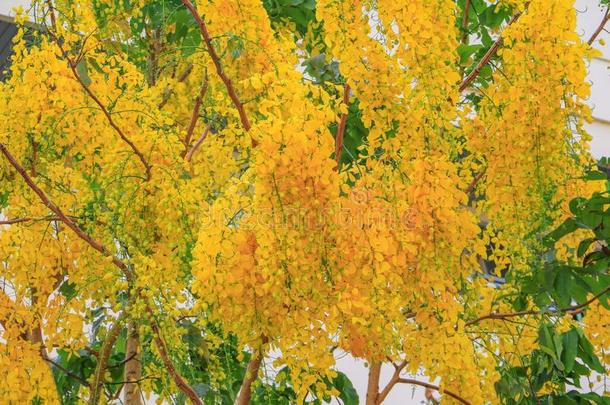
[0,0,28,14]
[0,0,608,403]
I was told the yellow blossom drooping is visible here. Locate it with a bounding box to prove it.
[0,0,604,403]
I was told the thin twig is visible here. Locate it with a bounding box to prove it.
[185,125,211,162]
[181,0,256,147]
[465,169,486,195]
[459,3,528,92]
[588,7,610,45]
[395,379,471,405]
[466,284,610,326]
[184,76,209,151]
[65,58,152,180]
[0,215,79,225]
[334,84,350,171]
[45,0,151,180]
[0,217,34,225]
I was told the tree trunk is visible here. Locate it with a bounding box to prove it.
[124,321,142,405]
[235,351,263,405]
[235,336,268,405]
[366,362,381,405]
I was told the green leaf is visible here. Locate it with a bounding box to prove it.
[58,280,78,301]
[577,237,596,257]
[76,59,92,87]
[561,329,579,374]
[480,28,493,48]
[569,197,587,215]
[554,269,572,308]
[457,44,483,65]
[583,171,608,181]
[0,191,9,209]
[577,333,605,373]
[545,218,578,245]
[332,372,358,405]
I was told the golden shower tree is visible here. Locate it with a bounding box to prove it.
[0,0,609,404]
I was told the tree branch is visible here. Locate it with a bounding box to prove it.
[45,0,152,180]
[395,378,471,405]
[0,217,35,225]
[334,84,350,171]
[376,361,407,404]
[588,7,610,45]
[147,307,203,405]
[184,76,209,152]
[461,0,471,46]
[465,284,610,327]
[89,314,126,405]
[124,321,143,405]
[181,0,256,147]
[2,145,200,404]
[0,215,79,225]
[465,169,486,195]
[366,362,381,405]
[235,336,268,405]
[185,124,211,162]
[0,143,134,282]
[459,3,528,93]
[65,59,152,180]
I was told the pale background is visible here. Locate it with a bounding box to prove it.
[0,0,608,403]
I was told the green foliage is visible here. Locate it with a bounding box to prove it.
[497,167,610,404]
[262,0,317,34]
[457,0,513,90]
[495,325,608,404]
[50,349,96,404]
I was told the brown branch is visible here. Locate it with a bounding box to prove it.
[235,336,268,405]
[0,143,134,282]
[0,217,34,225]
[395,379,471,405]
[147,308,203,405]
[3,143,198,405]
[466,284,610,327]
[0,215,80,225]
[45,1,151,180]
[124,321,143,405]
[65,60,152,180]
[465,169,486,195]
[184,77,209,152]
[459,3,528,93]
[185,125,211,162]
[334,84,350,171]
[181,0,256,147]
[158,64,194,109]
[588,7,610,45]
[44,0,58,31]
[376,361,407,404]
[461,0,471,46]
[89,315,126,405]
[366,362,381,405]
